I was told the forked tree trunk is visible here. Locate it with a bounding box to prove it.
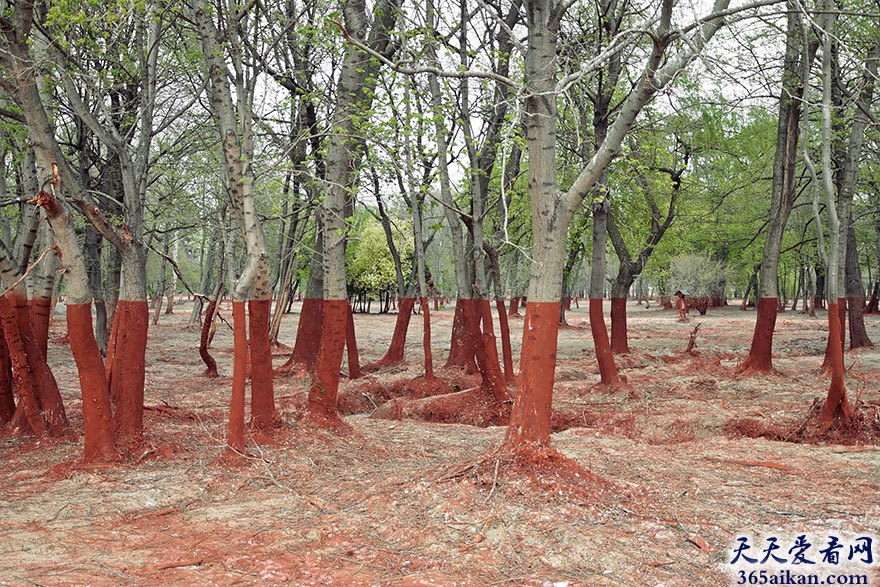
[503,0,730,452]
[195,0,277,451]
[38,188,117,462]
[424,4,477,373]
[816,7,854,427]
[0,296,46,436]
[0,245,67,437]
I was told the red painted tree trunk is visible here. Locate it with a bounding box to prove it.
[30,297,52,359]
[433,297,439,312]
[737,297,778,374]
[508,296,520,317]
[589,298,621,386]
[248,299,277,429]
[304,299,349,430]
[11,293,67,435]
[421,297,434,380]
[104,310,120,381]
[277,297,323,375]
[865,285,879,313]
[227,301,247,454]
[67,303,118,462]
[502,302,558,449]
[364,297,414,370]
[107,300,148,450]
[0,297,45,436]
[610,297,629,354]
[0,333,14,424]
[346,304,362,379]
[476,299,508,402]
[820,301,852,427]
[847,296,873,349]
[444,299,476,372]
[496,299,515,382]
[199,300,219,378]
[821,300,847,371]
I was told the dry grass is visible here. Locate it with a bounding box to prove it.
[1,300,879,586]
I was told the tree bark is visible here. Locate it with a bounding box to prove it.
[739,3,813,375]
[304,0,401,429]
[38,188,117,461]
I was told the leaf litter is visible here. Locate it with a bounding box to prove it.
[0,301,878,586]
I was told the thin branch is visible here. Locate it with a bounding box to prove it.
[0,247,56,299]
[148,243,233,331]
[334,21,518,87]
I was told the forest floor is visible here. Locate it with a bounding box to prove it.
[1,300,879,587]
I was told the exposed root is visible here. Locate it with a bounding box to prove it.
[297,409,354,436]
[370,386,511,428]
[733,361,781,378]
[724,398,880,446]
[274,361,311,380]
[430,444,612,502]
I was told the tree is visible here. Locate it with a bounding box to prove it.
[304,0,401,429]
[503,0,735,453]
[37,177,117,462]
[737,0,816,375]
[607,129,687,353]
[193,0,278,452]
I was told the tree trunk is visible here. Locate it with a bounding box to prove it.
[30,218,55,358]
[845,223,872,349]
[165,236,178,314]
[0,333,14,424]
[278,231,323,374]
[199,300,220,378]
[364,297,415,371]
[421,297,434,380]
[444,300,477,372]
[195,0,277,446]
[817,7,852,427]
[346,304,362,379]
[38,188,116,461]
[610,297,629,354]
[496,299,514,383]
[304,0,401,430]
[503,0,731,451]
[152,231,169,326]
[739,4,811,375]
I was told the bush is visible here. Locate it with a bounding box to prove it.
[670,253,728,298]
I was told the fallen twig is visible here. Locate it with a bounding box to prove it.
[154,558,204,571]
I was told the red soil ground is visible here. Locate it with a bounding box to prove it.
[1,300,879,585]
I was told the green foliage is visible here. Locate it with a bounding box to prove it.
[345,213,412,298]
[670,253,729,298]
